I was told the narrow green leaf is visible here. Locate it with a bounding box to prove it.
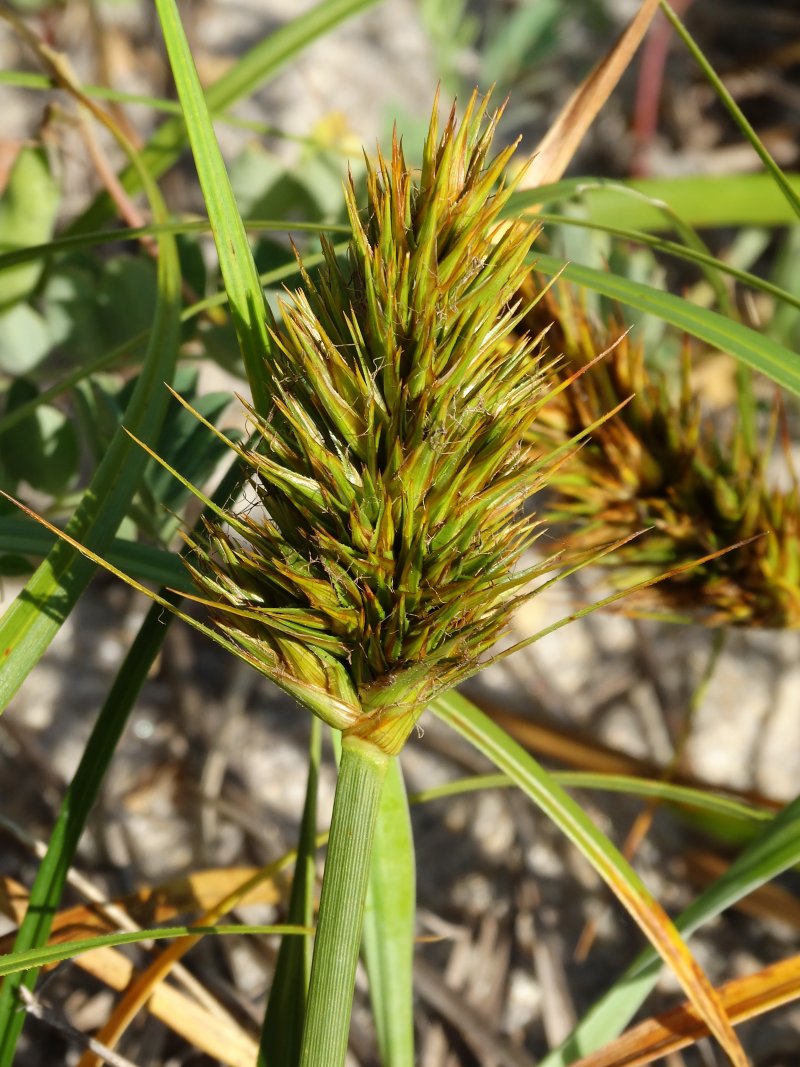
[70,0,380,235]
[410,772,772,828]
[259,717,322,1067]
[432,691,748,1065]
[661,0,800,225]
[532,252,800,398]
[540,790,800,1066]
[153,0,274,416]
[362,757,416,1067]
[0,453,247,1066]
[0,925,308,978]
[508,174,800,231]
[0,517,192,590]
[533,212,800,317]
[0,218,345,277]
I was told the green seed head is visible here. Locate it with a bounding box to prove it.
[188,92,555,753]
[524,276,800,629]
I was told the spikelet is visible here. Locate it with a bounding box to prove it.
[522,275,800,628]
[185,93,561,754]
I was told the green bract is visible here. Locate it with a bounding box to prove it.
[186,92,557,754]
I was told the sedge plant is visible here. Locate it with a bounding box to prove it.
[7,1,794,1059]
[177,91,567,1064]
[0,72,754,1064]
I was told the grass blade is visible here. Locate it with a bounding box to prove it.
[661,0,800,225]
[153,0,275,416]
[0,517,192,590]
[540,791,800,1066]
[507,174,800,231]
[533,212,800,316]
[533,252,800,398]
[410,772,772,829]
[0,454,247,1065]
[259,717,322,1067]
[74,863,315,1067]
[0,925,308,978]
[0,174,181,713]
[362,757,416,1067]
[433,690,748,1067]
[0,217,345,277]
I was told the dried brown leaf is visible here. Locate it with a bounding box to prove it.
[521,0,661,189]
[571,953,800,1067]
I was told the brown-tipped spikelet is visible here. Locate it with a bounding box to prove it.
[523,275,800,628]
[185,93,558,754]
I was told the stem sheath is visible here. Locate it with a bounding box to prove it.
[300,735,390,1067]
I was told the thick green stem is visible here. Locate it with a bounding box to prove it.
[300,735,390,1067]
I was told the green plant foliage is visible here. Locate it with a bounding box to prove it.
[72,367,236,544]
[0,302,50,376]
[361,756,415,1067]
[38,254,157,367]
[0,148,59,310]
[0,379,79,495]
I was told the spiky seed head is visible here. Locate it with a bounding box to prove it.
[523,276,800,629]
[187,92,558,754]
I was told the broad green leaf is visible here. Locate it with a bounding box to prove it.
[41,262,112,365]
[0,148,59,308]
[540,790,800,1066]
[433,691,747,1067]
[259,718,322,1067]
[95,255,159,345]
[0,395,79,495]
[0,303,50,375]
[70,0,381,235]
[532,253,800,398]
[362,757,416,1067]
